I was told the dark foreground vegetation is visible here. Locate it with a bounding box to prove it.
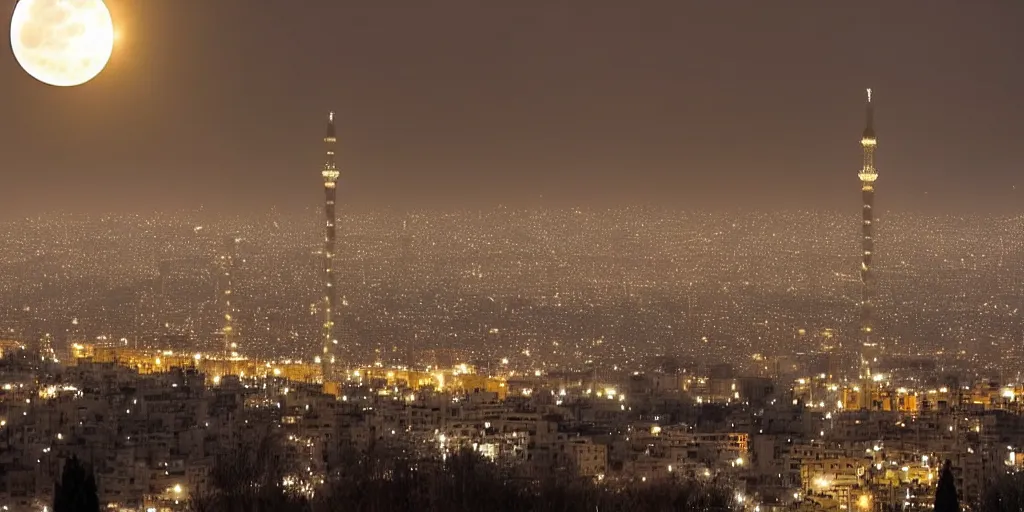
[186,433,736,512]
[52,429,1024,512]
[183,444,1024,512]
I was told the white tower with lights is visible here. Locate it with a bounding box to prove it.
[857,89,879,409]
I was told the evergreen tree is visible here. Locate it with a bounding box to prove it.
[935,459,960,512]
[53,456,100,512]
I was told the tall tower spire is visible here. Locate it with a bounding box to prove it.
[857,88,878,409]
[320,112,340,379]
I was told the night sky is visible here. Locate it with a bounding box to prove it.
[1,0,1022,215]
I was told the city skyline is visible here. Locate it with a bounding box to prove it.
[2,207,1020,371]
[1,204,1022,510]
[2,1,1024,215]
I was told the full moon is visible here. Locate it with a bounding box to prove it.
[10,0,114,87]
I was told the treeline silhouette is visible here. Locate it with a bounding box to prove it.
[47,431,1024,511]
[187,432,737,512]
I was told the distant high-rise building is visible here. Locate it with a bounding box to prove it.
[38,332,55,363]
[320,112,340,378]
[858,89,879,409]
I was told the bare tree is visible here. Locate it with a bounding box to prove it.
[189,430,309,512]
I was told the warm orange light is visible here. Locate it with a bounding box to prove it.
[857,494,871,510]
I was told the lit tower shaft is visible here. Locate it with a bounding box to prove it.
[219,235,240,355]
[858,89,878,408]
[321,112,340,378]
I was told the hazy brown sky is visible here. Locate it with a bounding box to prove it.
[1,0,1022,215]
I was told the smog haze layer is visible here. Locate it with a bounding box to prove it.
[1,0,1023,216]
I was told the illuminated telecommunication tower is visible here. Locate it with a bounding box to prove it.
[858,89,879,409]
[320,112,340,378]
